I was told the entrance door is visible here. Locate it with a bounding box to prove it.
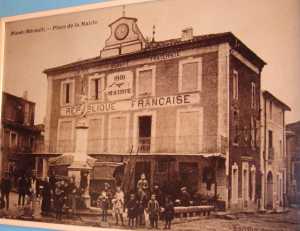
[266,171,273,209]
[179,162,199,193]
[138,116,152,153]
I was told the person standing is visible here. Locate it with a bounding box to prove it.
[147,194,160,229]
[1,173,12,210]
[163,196,175,229]
[69,177,79,217]
[136,189,147,227]
[97,188,109,222]
[126,193,138,228]
[17,175,27,207]
[112,186,124,226]
[41,178,51,216]
[54,181,65,220]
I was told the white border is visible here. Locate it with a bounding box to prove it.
[178,57,202,93]
[136,65,156,97]
[108,112,130,153]
[175,107,203,153]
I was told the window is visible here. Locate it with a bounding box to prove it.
[136,66,156,96]
[24,103,30,125]
[269,101,273,120]
[179,58,202,92]
[233,110,239,145]
[9,131,18,148]
[61,79,74,106]
[88,117,104,153]
[89,75,104,101]
[57,120,73,152]
[233,70,238,100]
[231,163,239,204]
[109,114,129,153]
[251,116,256,148]
[176,108,203,153]
[268,130,274,160]
[251,82,256,108]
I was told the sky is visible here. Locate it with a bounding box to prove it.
[2,0,300,124]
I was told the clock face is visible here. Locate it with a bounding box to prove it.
[115,23,129,40]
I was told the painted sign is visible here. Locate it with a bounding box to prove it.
[106,70,133,101]
[61,93,200,116]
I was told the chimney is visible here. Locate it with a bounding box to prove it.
[181,27,193,41]
[22,90,28,100]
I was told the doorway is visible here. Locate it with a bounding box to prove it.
[266,171,273,209]
[138,116,152,153]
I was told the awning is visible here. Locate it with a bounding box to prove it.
[92,161,124,180]
[89,152,225,158]
[16,153,62,158]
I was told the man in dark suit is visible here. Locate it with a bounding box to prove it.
[1,172,12,210]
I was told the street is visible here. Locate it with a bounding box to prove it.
[0,192,299,231]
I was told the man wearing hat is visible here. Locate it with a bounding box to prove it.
[180,186,191,207]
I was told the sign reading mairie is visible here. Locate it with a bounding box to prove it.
[61,93,200,116]
[106,71,133,101]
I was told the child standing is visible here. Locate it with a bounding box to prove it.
[126,194,138,228]
[112,186,124,226]
[147,194,160,229]
[97,190,109,222]
[163,196,175,229]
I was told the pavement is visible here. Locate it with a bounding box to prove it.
[0,192,299,231]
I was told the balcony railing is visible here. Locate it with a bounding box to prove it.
[138,137,151,153]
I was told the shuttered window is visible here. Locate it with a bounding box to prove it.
[88,118,103,153]
[177,111,200,153]
[138,69,153,96]
[179,58,202,92]
[110,116,127,153]
[61,80,74,105]
[57,121,73,152]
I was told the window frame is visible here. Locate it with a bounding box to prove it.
[233,70,239,100]
[88,74,105,101]
[251,82,256,109]
[175,107,204,153]
[136,65,156,97]
[9,131,18,148]
[178,57,202,93]
[60,79,75,106]
[56,118,75,153]
[87,115,105,153]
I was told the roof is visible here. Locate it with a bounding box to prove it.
[44,32,266,75]
[287,121,300,131]
[108,16,137,27]
[2,91,35,105]
[262,90,291,111]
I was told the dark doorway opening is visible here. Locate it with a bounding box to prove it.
[138,116,152,153]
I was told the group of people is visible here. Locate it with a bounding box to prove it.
[97,173,176,229]
[0,171,194,229]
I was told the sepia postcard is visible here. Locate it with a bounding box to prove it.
[0,0,299,230]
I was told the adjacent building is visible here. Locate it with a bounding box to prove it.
[286,121,300,204]
[0,92,57,183]
[43,15,266,209]
[260,91,290,210]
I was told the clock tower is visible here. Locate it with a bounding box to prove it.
[100,16,147,58]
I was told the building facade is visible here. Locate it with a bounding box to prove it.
[260,91,290,210]
[286,121,300,204]
[0,92,49,182]
[43,16,265,209]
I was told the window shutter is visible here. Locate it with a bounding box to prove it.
[139,69,152,95]
[182,62,198,92]
[90,79,96,100]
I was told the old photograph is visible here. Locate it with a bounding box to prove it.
[0,0,300,230]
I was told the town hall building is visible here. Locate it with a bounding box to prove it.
[43,15,266,210]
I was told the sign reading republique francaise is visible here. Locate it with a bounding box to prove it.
[61,93,200,116]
